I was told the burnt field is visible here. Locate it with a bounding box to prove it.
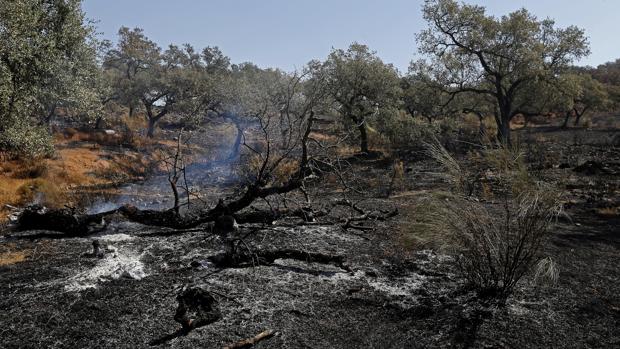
[1,119,619,349]
[3,1,620,347]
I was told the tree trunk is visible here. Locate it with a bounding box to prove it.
[475,112,486,137]
[227,119,243,161]
[495,106,512,145]
[44,104,56,132]
[147,117,156,138]
[496,120,511,145]
[573,108,586,127]
[169,178,180,214]
[94,116,103,130]
[561,110,571,129]
[358,121,369,153]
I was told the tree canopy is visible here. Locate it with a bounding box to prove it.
[416,0,590,143]
[0,0,99,157]
[322,43,401,153]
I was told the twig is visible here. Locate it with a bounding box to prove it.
[223,330,276,349]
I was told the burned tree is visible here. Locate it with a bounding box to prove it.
[14,62,396,236]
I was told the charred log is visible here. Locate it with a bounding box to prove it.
[14,205,114,236]
[208,247,349,271]
[173,286,221,331]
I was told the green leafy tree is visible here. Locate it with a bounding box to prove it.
[560,73,609,127]
[417,0,590,143]
[0,0,99,157]
[323,43,401,153]
[590,59,620,110]
[104,28,231,138]
[402,61,460,124]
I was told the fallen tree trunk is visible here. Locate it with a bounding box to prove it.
[12,181,307,235]
[15,205,117,236]
[207,248,349,271]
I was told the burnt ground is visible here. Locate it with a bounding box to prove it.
[1,120,619,348]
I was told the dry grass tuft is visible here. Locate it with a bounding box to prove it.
[439,191,562,297]
[16,178,66,207]
[425,138,469,193]
[413,141,563,298]
[0,250,28,266]
[93,153,152,181]
[596,206,619,217]
[533,257,560,286]
[10,159,49,179]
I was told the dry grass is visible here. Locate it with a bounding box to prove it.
[121,114,147,132]
[0,136,159,222]
[0,250,28,266]
[16,178,65,206]
[272,159,300,185]
[93,153,152,181]
[439,192,562,297]
[425,139,469,193]
[395,191,456,251]
[411,141,563,298]
[596,206,619,217]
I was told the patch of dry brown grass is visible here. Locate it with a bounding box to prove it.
[596,206,619,217]
[121,114,147,132]
[93,153,152,181]
[0,137,156,222]
[0,250,28,266]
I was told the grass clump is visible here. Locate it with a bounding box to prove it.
[417,140,563,299]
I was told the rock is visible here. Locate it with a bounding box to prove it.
[174,286,221,331]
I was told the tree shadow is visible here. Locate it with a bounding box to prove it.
[149,328,189,346]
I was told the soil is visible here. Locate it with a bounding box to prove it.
[1,117,619,348]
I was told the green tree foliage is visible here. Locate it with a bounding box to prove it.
[589,59,620,109]
[402,61,459,124]
[322,43,401,153]
[560,73,609,127]
[104,28,232,138]
[417,0,590,143]
[0,0,100,157]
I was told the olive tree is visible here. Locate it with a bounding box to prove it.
[323,43,401,153]
[561,73,609,127]
[593,60,620,109]
[417,0,590,143]
[104,28,232,138]
[402,61,460,124]
[0,0,99,157]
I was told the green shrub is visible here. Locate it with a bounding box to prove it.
[0,123,54,159]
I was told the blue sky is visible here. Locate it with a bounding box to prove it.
[83,0,619,73]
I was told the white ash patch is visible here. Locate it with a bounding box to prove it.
[322,269,365,282]
[367,275,426,297]
[99,233,135,242]
[64,245,146,292]
[509,303,531,316]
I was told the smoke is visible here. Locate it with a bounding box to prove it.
[84,118,255,215]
